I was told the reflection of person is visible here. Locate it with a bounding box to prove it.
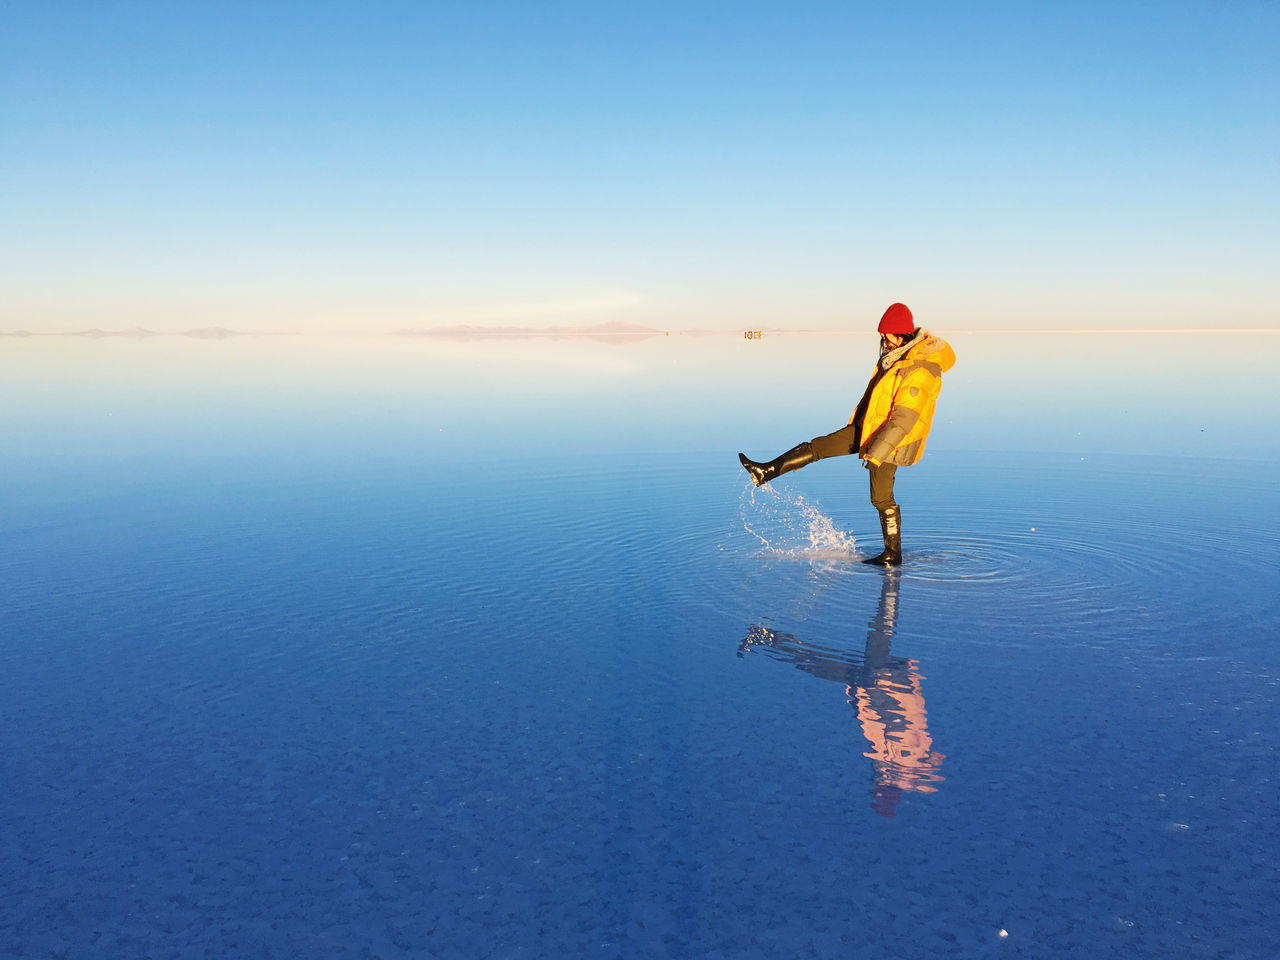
[738,303,956,565]
[739,573,944,818]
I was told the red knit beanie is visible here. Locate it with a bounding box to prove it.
[877,303,915,335]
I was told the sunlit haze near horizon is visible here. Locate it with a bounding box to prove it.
[4,1,1278,334]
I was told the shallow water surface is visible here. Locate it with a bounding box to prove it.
[3,333,1279,959]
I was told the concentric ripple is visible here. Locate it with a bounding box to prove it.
[730,468,1280,651]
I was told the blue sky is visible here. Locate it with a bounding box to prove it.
[4,1,1277,332]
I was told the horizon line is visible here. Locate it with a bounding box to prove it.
[3,325,1279,339]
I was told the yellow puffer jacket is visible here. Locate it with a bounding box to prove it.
[856,331,956,467]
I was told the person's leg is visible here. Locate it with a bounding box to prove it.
[868,462,897,512]
[863,463,902,565]
[809,423,859,460]
[739,423,859,486]
[738,442,814,485]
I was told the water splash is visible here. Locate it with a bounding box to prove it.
[740,481,859,560]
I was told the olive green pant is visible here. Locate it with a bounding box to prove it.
[866,463,898,512]
[810,424,897,511]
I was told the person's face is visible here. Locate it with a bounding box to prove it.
[880,332,904,351]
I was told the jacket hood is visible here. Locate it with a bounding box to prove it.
[878,329,956,373]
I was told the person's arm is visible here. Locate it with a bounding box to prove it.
[863,406,920,464]
[862,367,937,464]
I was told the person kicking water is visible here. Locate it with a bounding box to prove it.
[738,303,956,566]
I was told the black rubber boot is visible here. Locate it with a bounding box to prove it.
[738,442,815,486]
[861,505,902,566]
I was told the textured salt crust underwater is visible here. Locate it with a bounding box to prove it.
[2,454,1278,959]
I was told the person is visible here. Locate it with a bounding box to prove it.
[738,303,956,565]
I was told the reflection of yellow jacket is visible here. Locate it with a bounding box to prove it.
[849,667,945,793]
[855,331,956,467]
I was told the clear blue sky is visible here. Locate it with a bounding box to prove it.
[4,0,1277,332]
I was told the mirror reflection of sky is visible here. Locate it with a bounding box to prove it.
[6,331,1278,478]
[4,331,1280,957]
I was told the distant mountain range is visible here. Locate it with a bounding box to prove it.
[398,321,667,342]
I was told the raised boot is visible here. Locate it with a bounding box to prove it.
[861,505,902,566]
[738,442,816,486]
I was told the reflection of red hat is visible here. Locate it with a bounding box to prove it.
[870,785,903,818]
[877,303,915,335]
